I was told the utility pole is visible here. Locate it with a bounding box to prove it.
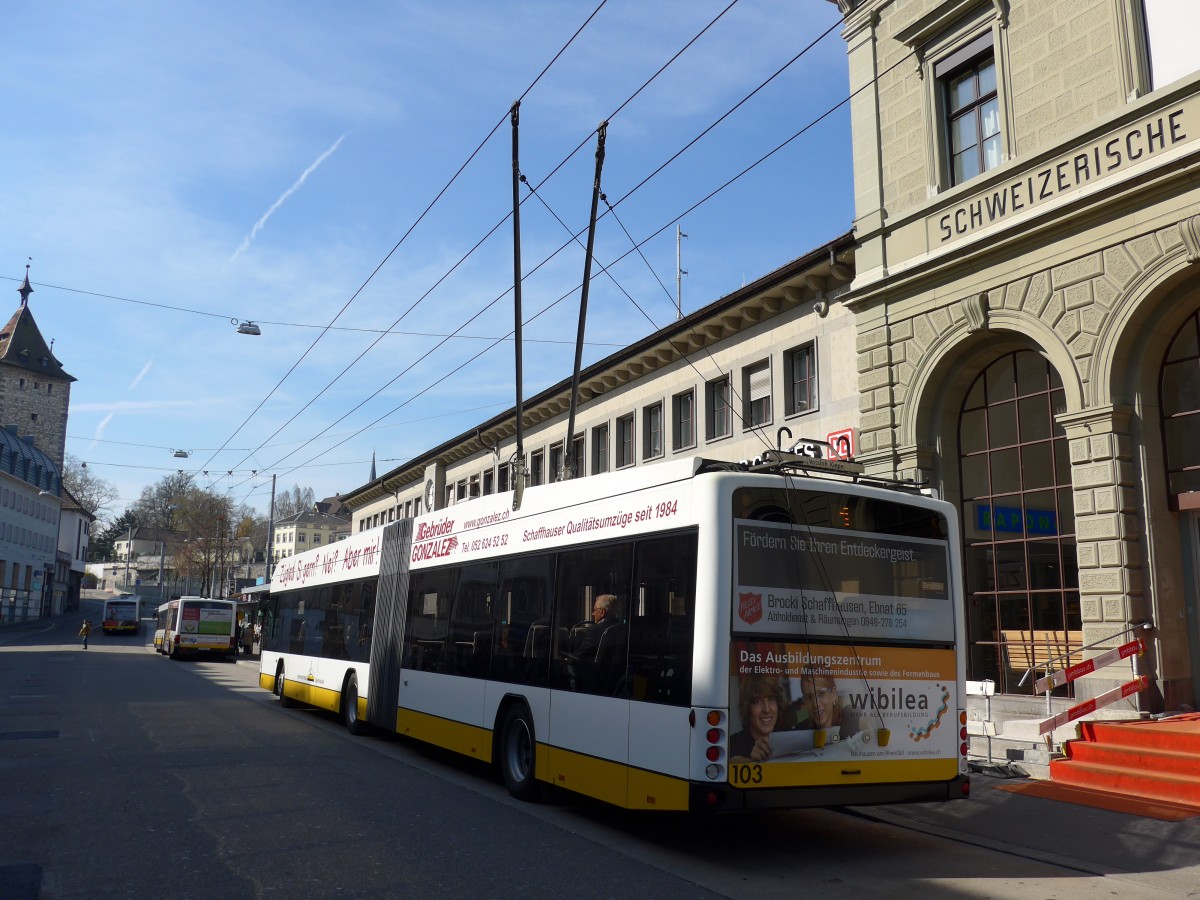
[676,225,688,320]
[124,524,133,588]
[265,474,277,585]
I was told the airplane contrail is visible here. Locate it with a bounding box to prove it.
[230,134,346,263]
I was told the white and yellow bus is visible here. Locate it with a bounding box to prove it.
[155,597,238,659]
[102,596,141,635]
[260,455,969,811]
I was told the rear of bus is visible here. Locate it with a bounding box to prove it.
[162,598,237,658]
[691,473,969,811]
[102,597,140,635]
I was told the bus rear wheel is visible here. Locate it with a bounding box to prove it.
[499,705,539,801]
[343,674,368,735]
[275,666,297,708]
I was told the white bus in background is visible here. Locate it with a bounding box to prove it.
[155,597,238,659]
[260,455,969,812]
[102,596,141,635]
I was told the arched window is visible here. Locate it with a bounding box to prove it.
[1162,310,1200,508]
[959,350,1078,693]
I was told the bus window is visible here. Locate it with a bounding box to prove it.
[628,532,697,705]
[492,554,555,686]
[552,541,632,696]
[404,568,457,672]
[447,562,497,677]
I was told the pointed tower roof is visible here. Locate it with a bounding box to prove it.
[370,450,377,482]
[0,265,75,381]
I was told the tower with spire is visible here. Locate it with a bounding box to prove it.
[0,264,75,470]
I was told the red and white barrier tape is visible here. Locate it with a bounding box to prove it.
[1037,676,1147,735]
[1034,638,1144,694]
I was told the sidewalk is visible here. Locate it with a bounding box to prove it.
[859,768,1200,894]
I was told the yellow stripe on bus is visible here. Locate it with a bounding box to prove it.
[729,757,959,789]
[395,708,493,763]
[393,707,690,810]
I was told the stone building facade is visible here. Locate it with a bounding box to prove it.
[0,270,74,470]
[838,0,1200,715]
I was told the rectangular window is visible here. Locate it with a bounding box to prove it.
[498,463,510,493]
[616,414,635,468]
[483,469,494,495]
[549,443,564,483]
[938,34,1001,186]
[672,389,695,451]
[786,342,817,415]
[592,424,609,474]
[643,402,663,460]
[456,479,467,501]
[571,434,585,478]
[742,360,772,428]
[530,450,544,486]
[705,376,732,440]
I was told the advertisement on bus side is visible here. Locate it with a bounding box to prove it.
[733,519,954,643]
[727,640,958,788]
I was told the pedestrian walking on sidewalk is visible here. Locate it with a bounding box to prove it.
[79,619,92,649]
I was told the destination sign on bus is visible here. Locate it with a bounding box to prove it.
[733,521,953,643]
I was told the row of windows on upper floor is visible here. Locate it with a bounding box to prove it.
[355,342,818,532]
[0,485,58,525]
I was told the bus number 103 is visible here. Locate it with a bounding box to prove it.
[730,763,764,786]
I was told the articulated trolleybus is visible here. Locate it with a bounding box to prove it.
[261,455,968,811]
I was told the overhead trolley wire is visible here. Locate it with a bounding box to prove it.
[229,7,857,490]
[211,0,747,490]
[196,0,613,481]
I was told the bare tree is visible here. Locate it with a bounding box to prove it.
[132,472,194,531]
[62,454,119,519]
[272,484,315,519]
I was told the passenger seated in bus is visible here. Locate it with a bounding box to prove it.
[572,594,622,661]
[793,673,860,740]
[730,675,787,763]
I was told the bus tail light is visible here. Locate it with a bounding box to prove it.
[696,709,726,781]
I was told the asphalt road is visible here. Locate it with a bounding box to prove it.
[2,599,1198,899]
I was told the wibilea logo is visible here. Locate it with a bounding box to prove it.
[738,591,763,625]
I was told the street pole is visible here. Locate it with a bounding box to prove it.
[265,474,277,585]
[124,525,132,589]
[158,540,165,601]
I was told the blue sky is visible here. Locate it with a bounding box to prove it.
[3,0,852,519]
